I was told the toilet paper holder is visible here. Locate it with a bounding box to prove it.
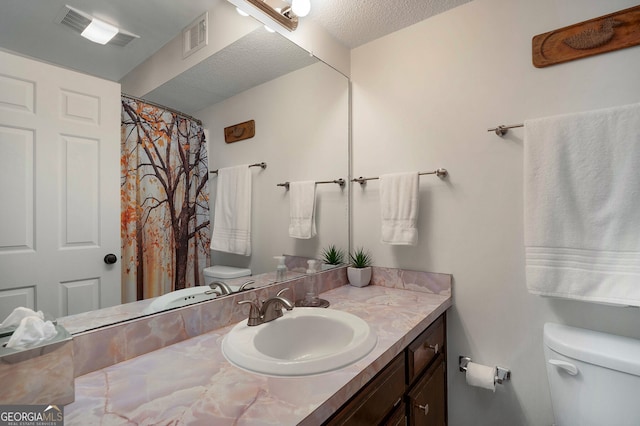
[459,355,511,385]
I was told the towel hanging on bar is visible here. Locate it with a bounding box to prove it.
[277,178,345,190]
[352,169,448,185]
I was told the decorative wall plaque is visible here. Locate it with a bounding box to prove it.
[224,120,255,143]
[532,5,640,68]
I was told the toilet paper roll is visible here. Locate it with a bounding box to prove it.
[466,362,496,392]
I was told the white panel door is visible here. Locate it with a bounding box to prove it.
[0,50,121,319]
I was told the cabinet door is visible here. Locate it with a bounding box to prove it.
[324,354,405,426]
[407,356,446,426]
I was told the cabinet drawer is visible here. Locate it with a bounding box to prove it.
[382,401,406,426]
[407,356,446,426]
[325,353,405,426]
[407,315,445,384]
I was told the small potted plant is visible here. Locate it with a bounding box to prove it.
[347,247,372,287]
[321,245,345,270]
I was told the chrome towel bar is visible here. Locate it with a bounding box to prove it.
[487,123,524,136]
[210,162,267,174]
[351,168,448,185]
[277,178,346,190]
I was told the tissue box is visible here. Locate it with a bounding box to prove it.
[0,325,74,405]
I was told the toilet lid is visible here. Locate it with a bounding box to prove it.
[544,323,640,377]
[203,265,251,279]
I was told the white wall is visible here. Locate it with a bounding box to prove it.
[198,61,349,275]
[351,0,640,424]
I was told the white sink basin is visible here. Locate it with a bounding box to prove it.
[222,308,377,376]
[143,285,240,314]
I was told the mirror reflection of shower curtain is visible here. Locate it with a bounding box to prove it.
[121,97,210,302]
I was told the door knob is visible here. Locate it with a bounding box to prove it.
[104,254,118,265]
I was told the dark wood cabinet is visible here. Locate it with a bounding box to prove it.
[407,356,446,426]
[324,313,447,426]
[325,354,405,426]
[383,402,406,426]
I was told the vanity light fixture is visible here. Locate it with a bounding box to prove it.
[291,0,311,17]
[243,0,311,31]
[236,7,250,17]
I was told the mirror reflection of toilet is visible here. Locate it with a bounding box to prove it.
[203,265,252,286]
[543,323,640,426]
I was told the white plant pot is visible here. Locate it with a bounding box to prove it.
[322,263,340,271]
[347,266,372,288]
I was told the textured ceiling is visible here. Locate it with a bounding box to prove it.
[0,0,473,113]
[144,28,317,114]
[0,0,473,83]
[309,0,473,48]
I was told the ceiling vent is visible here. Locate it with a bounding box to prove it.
[183,12,208,58]
[55,5,139,47]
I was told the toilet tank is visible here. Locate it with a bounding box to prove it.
[543,323,640,426]
[203,266,251,285]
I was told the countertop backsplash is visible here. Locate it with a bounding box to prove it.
[71,265,449,377]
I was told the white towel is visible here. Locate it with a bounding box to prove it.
[524,102,640,306]
[289,181,317,239]
[380,172,419,245]
[211,165,252,255]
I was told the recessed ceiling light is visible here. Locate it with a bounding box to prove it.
[236,7,249,17]
[81,17,119,45]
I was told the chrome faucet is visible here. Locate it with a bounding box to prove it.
[205,281,233,295]
[238,280,256,292]
[238,288,294,326]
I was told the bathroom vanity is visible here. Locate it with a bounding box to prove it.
[64,269,451,425]
[325,314,446,425]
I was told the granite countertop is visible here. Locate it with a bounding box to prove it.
[65,284,451,425]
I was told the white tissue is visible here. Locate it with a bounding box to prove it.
[0,307,44,328]
[5,316,57,349]
[466,362,496,392]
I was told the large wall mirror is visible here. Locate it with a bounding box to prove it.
[0,1,349,333]
[143,24,349,279]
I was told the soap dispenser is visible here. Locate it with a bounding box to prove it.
[274,256,287,282]
[306,259,319,274]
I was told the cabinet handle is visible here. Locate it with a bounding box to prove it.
[424,342,439,354]
[414,402,429,416]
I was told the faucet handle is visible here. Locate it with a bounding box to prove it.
[238,300,261,326]
[238,280,256,291]
[276,288,290,297]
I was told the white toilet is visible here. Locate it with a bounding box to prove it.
[543,323,640,426]
[203,265,251,285]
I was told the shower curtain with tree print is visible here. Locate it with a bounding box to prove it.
[121,97,210,302]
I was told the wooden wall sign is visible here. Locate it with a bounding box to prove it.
[224,120,255,143]
[532,5,640,68]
